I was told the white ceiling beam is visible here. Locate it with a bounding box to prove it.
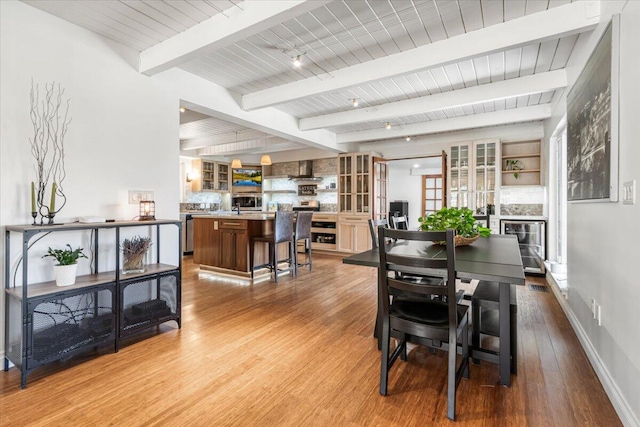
[196,137,297,156]
[300,70,566,131]
[337,105,552,144]
[180,130,275,150]
[242,1,598,111]
[139,0,331,76]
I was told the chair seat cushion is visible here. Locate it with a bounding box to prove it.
[391,299,467,326]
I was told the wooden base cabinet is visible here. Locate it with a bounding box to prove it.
[338,215,371,253]
[3,220,181,388]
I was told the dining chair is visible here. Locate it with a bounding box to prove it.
[294,211,313,273]
[473,214,490,228]
[368,217,390,248]
[391,214,408,230]
[471,281,518,374]
[378,227,469,421]
[249,211,296,283]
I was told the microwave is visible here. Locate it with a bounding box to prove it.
[231,194,263,211]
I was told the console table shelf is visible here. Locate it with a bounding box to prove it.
[3,220,182,388]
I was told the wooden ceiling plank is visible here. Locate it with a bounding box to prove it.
[504,0,527,21]
[242,1,597,110]
[139,1,331,75]
[458,0,484,32]
[550,34,579,70]
[299,69,566,131]
[336,104,552,143]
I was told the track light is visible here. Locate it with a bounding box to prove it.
[293,55,302,68]
[352,99,359,108]
[179,106,186,113]
[406,136,411,142]
[385,122,391,130]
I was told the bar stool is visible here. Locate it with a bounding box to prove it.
[294,211,313,272]
[250,211,296,283]
[471,281,518,374]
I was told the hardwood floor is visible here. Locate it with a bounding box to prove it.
[0,255,621,426]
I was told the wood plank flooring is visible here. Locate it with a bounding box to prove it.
[0,255,622,426]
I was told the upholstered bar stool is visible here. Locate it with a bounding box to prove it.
[250,211,296,283]
[294,211,313,273]
[472,281,518,374]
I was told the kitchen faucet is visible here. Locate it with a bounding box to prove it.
[234,203,241,215]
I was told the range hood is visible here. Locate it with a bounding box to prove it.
[290,160,322,181]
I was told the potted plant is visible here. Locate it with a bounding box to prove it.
[42,244,87,286]
[121,235,152,274]
[418,207,491,246]
[505,159,524,179]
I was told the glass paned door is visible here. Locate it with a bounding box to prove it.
[423,175,443,216]
[374,158,388,221]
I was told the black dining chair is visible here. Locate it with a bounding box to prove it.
[368,217,390,248]
[378,227,469,421]
[471,281,518,374]
[249,211,296,283]
[294,211,313,273]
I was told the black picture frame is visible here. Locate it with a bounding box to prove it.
[566,15,619,203]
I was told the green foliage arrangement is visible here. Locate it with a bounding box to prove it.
[418,207,491,238]
[505,159,524,179]
[42,244,87,265]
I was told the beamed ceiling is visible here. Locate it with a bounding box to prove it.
[23,0,599,158]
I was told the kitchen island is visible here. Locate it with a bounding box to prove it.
[193,213,288,278]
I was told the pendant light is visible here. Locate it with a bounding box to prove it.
[231,159,242,169]
[260,154,272,166]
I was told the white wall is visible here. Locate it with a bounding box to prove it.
[0,1,181,354]
[543,2,640,425]
[389,162,441,230]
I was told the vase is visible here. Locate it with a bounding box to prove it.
[54,263,78,286]
[122,250,147,274]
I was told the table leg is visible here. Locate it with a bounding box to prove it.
[499,281,511,387]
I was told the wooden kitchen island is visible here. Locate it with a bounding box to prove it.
[193,213,289,279]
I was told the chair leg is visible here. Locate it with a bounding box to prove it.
[399,334,408,361]
[293,239,299,275]
[379,319,391,396]
[290,241,296,277]
[472,300,480,365]
[447,332,457,421]
[271,242,278,283]
[462,319,470,380]
[511,306,518,374]
[249,239,255,279]
[307,238,313,271]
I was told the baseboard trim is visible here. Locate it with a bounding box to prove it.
[548,280,639,427]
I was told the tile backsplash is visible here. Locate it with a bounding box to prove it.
[500,186,545,216]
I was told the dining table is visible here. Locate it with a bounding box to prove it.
[342,233,525,387]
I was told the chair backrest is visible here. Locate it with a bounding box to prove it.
[295,211,313,240]
[368,218,390,248]
[391,215,408,230]
[274,211,295,244]
[473,214,490,228]
[378,228,457,320]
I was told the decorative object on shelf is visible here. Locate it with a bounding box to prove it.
[267,201,278,212]
[121,235,152,274]
[418,207,491,246]
[260,154,272,166]
[231,158,242,168]
[29,80,72,225]
[298,184,317,196]
[139,200,155,221]
[42,244,87,286]
[505,159,524,179]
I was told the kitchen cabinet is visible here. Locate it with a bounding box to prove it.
[337,215,371,253]
[501,140,542,186]
[191,160,229,192]
[311,213,337,251]
[449,140,499,215]
[193,218,220,267]
[4,220,181,388]
[338,153,387,220]
[218,220,248,271]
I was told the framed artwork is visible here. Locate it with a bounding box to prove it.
[567,15,619,202]
[232,168,262,187]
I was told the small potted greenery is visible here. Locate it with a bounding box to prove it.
[42,244,87,286]
[418,207,491,246]
[121,235,152,274]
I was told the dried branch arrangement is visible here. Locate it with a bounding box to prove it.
[29,79,72,223]
[121,236,152,273]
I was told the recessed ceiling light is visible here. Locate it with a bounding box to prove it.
[406,136,411,142]
[385,122,391,130]
[293,55,302,68]
[179,106,186,113]
[352,99,359,108]
[413,164,420,168]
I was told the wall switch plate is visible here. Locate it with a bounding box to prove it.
[591,298,597,319]
[622,180,636,205]
[597,305,602,326]
[128,190,154,204]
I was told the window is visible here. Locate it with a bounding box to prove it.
[422,174,443,217]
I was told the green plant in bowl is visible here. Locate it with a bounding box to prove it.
[418,207,491,238]
[42,244,87,265]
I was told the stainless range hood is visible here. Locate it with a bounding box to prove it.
[290,160,322,181]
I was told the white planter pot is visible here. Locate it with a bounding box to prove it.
[54,263,78,287]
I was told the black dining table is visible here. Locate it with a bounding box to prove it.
[342,234,524,387]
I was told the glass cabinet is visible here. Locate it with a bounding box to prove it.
[449,140,498,215]
[339,153,371,214]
